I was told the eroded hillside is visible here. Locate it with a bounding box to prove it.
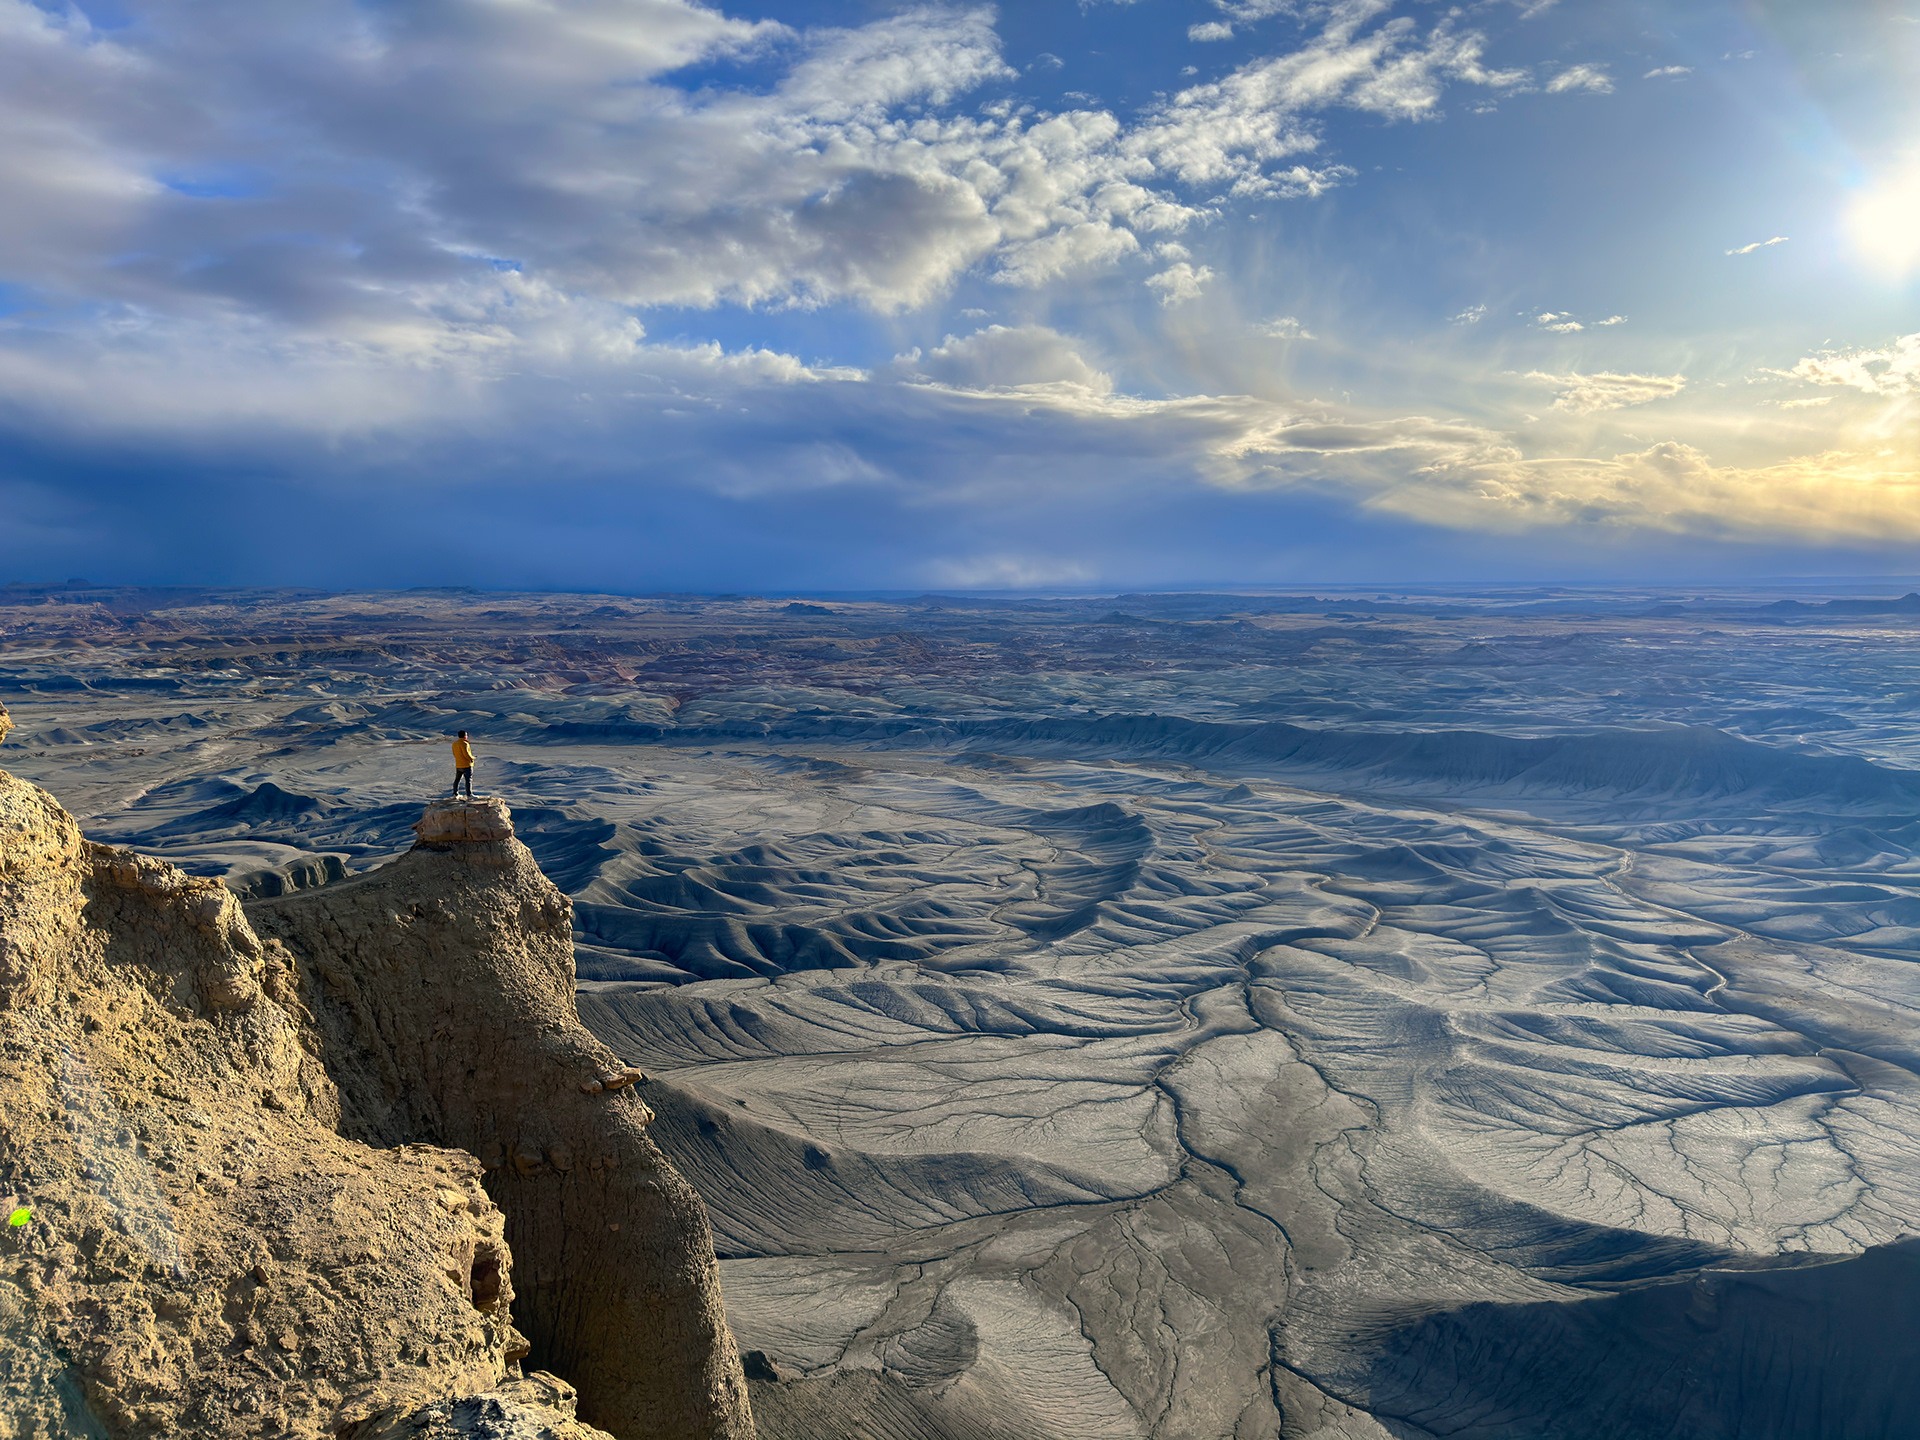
[9,586,1920,1438]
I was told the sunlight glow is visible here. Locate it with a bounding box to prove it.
[1848,164,1920,275]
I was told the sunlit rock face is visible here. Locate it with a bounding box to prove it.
[10,586,1920,1437]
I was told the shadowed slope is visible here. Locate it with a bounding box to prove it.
[248,798,754,1440]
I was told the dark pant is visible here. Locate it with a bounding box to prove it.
[454,766,473,797]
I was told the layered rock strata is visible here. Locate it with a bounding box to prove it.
[248,798,753,1440]
[0,702,745,1440]
[0,745,572,1436]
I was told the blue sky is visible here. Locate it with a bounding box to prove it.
[0,0,1916,591]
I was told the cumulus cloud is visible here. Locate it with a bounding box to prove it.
[0,0,1567,352]
[1727,237,1788,255]
[1124,0,1527,197]
[1535,313,1584,333]
[5,0,1892,581]
[1528,371,1687,414]
[1147,261,1216,305]
[1789,333,1920,395]
[891,325,1112,393]
[1546,64,1614,93]
[3,299,1911,571]
[1643,65,1692,79]
[1189,22,1236,42]
[1450,304,1487,324]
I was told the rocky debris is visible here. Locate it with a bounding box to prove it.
[343,1371,615,1440]
[579,1067,646,1095]
[250,796,753,1440]
[0,765,529,1439]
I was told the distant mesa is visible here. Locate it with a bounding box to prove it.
[781,602,837,616]
[1760,592,1920,615]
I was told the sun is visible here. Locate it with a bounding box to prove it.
[1847,163,1920,276]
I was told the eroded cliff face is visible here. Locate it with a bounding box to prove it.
[0,772,553,1437]
[0,705,744,1440]
[247,798,754,1440]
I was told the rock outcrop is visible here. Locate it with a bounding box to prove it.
[0,708,746,1440]
[0,758,564,1436]
[248,798,753,1440]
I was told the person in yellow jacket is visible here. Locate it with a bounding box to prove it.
[451,730,476,799]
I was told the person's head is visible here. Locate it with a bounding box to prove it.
[457,730,468,739]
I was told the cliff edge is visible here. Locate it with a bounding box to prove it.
[0,700,750,1440]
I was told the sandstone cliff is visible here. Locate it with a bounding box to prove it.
[0,703,751,1440]
[249,799,753,1440]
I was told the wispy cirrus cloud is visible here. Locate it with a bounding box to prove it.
[1255,316,1316,339]
[1387,443,1920,543]
[1546,64,1614,93]
[1528,371,1687,414]
[1727,236,1788,255]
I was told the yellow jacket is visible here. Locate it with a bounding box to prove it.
[452,738,475,768]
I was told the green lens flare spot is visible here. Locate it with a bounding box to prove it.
[7,1208,30,1228]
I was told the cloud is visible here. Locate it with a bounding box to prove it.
[1527,371,1687,414]
[1125,0,1526,197]
[891,325,1113,393]
[1189,22,1235,42]
[3,297,1912,589]
[1643,65,1692,79]
[1789,333,1920,395]
[0,0,1569,364]
[1546,64,1614,94]
[1727,236,1789,255]
[1535,312,1584,333]
[1256,316,1315,339]
[1210,1,1296,19]
[1147,261,1215,305]
[1777,396,1835,408]
[1450,304,1487,325]
[1387,443,1920,543]
[924,554,1095,588]
[1597,315,1627,326]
